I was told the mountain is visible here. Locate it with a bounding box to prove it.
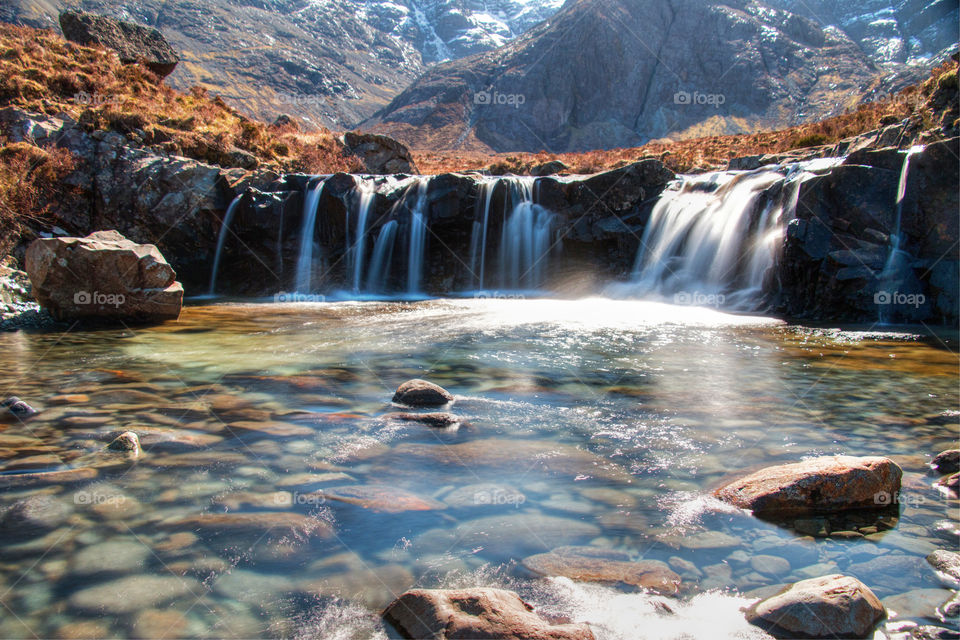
[364,0,958,152]
[0,0,563,129]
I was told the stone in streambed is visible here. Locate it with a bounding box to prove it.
[745,574,885,639]
[227,420,313,438]
[107,431,140,455]
[884,588,955,621]
[311,485,445,513]
[415,513,601,557]
[383,588,595,640]
[714,456,902,517]
[68,575,200,614]
[1,396,38,419]
[0,495,72,538]
[927,550,960,588]
[937,472,959,494]
[131,609,189,639]
[931,450,960,475]
[442,483,526,509]
[388,412,464,429]
[522,546,681,595]
[392,379,453,407]
[70,540,150,576]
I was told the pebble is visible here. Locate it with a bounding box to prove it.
[70,540,150,576]
[68,575,201,614]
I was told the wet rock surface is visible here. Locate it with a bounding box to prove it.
[392,379,454,407]
[522,546,681,595]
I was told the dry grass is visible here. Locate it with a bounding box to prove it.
[0,23,362,174]
[415,60,957,175]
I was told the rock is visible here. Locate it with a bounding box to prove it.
[522,546,681,595]
[25,231,183,324]
[311,485,445,513]
[883,588,954,620]
[745,574,886,639]
[382,588,595,640]
[530,160,569,176]
[70,540,150,576]
[0,496,72,538]
[211,491,292,510]
[938,472,959,493]
[392,379,454,407]
[106,431,141,455]
[54,621,112,639]
[443,483,526,509]
[68,575,200,614]
[927,550,960,587]
[159,511,333,542]
[660,530,742,550]
[419,513,601,557]
[388,412,464,428]
[301,564,414,609]
[58,10,180,78]
[342,131,417,174]
[750,555,792,577]
[226,420,313,438]
[0,467,98,489]
[714,456,902,517]
[131,609,189,639]
[1,396,38,419]
[932,450,960,475]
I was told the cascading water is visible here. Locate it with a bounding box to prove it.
[406,178,429,295]
[207,195,241,296]
[497,177,555,290]
[295,179,326,293]
[622,162,831,309]
[468,178,497,289]
[877,145,925,323]
[366,220,398,293]
[348,180,377,294]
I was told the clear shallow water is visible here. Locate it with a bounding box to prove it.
[0,299,957,639]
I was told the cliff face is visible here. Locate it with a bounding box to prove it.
[364,0,955,152]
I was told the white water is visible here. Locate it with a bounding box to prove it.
[295,179,326,293]
[497,177,555,290]
[621,163,830,309]
[878,145,925,322]
[349,181,377,294]
[468,178,497,289]
[406,178,429,294]
[207,195,241,295]
[366,220,398,293]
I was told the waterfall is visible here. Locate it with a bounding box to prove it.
[878,145,925,322]
[469,179,497,289]
[624,164,824,309]
[207,195,241,296]
[295,179,326,293]
[366,220,398,293]
[349,180,377,294]
[406,178,429,295]
[498,177,555,290]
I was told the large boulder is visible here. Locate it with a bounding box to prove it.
[25,230,183,324]
[342,131,418,174]
[745,574,885,638]
[59,10,180,78]
[714,456,902,518]
[382,588,595,639]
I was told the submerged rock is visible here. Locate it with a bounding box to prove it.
[311,485,445,513]
[68,575,200,614]
[927,550,960,588]
[416,513,601,557]
[388,412,465,429]
[0,495,72,539]
[522,546,681,595]
[745,574,885,638]
[392,380,454,407]
[714,456,902,517]
[1,396,38,419]
[25,230,183,324]
[382,588,595,639]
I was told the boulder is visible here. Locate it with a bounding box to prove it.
[382,588,595,639]
[1,396,38,419]
[745,574,885,638]
[59,10,180,78]
[107,431,141,455]
[926,550,960,587]
[530,160,569,176]
[714,456,902,518]
[392,379,454,407]
[342,131,418,174]
[25,230,183,324]
[931,450,960,475]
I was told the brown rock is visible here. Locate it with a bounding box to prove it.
[392,379,454,407]
[25,230,183,323]
[745,574,885,638]
[0,467,97,488]
[107,431,141,455]
[714,456,902,517]
[388,412,464,428]
[522,547,681,595]
[159,512,333,541]
[342,131,418,174]
[59,10,180,78]
[383,588,595,639]
[226,420,314,438]
[131,609,189,639]
[312,485,445,513]
[931,450,960,474]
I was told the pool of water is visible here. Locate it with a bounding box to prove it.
[0,299,956,639]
